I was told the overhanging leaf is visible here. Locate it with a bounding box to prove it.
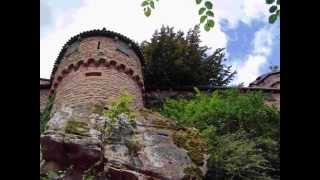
[266,0,275,4]
[144,7,151,17]
[206,11,214,17]
[199,7,206,15]
[269,5,277,13]
[204,1,213,9]
[141,1,149,7]
[150,1,155,9]
[204,23,211,32]
[269,14,277,23]
[196,0,202,5]
[207,19,215,27]
[200,15,207,23]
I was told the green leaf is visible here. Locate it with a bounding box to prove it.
[276,9,280,16]
[141,1,149,7]
[207,19,215,27]
[269,5,277,13]
[277,0,280,5]
[206,11,214,17]
[200,15,207,23]
[269,14,277,24]
[199,7,206,15]
[204,1,213,9]
[150,1,155,9]
[144,7,151,17]
[196,0,202,5]
[204,23,211,32]
[266,0,275,4]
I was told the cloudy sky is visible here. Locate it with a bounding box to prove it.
[40,0,280,86]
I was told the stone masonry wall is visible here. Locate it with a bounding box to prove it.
[51,36,144,114]
[40,88,50,112]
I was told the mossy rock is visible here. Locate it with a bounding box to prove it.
[173,128,207,166]
[125,138,142,157]
[92,104,105,115]
[182,165,203,180]
[65,120,90,136]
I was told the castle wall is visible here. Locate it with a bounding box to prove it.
[145,89,280,111]
[40,88,50,112]
[51,36,144,113]
[52,64,143,114]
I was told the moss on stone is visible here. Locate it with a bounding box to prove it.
[92,104,105,115]
[182,165,203,180]
[125,137,142,157]
[65,120,90,136]
[173,128,207,166]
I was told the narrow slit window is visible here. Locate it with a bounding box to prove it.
[97,41,101,49]
[85,72,102,77]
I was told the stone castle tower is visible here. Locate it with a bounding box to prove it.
[41,29,204,179]
[49,28,145,114]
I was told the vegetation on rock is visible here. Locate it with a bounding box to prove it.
[173,128,207,166]
[40,95,54,134]
[65,120,90,136]
[103,90,136,123]
[141,25,236,89]
[161,88,280,179]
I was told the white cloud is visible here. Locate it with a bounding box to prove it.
[214,0,269,28]
[40,0,273,79]
[231,25,277,86]
[41,0,230,78]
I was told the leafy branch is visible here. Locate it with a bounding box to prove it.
[266,0,280,24]
[141,0,280,31]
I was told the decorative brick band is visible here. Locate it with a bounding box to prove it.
[49,58,145,96]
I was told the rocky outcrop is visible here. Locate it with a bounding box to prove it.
[40,107,207,179]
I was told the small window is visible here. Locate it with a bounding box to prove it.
[97,41,100,49]
[85,72,102,77]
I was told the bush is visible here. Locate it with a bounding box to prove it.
[161,89,280,179]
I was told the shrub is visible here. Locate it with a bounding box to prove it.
[161,89,280,179]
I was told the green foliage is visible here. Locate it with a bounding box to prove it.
[40,170,64,180]
[196,1,215,31]
[183,165,203,180]
[125,137,142,156]
[83,174,95,180]
[65,120,89,136]
[103,90,136,122]
[141,0,159,17]
[204,1,213,9]
[141,25,236,89]
[161,89,280,179]
[266,0,280,24]
[141,0,279,31]
[173,128,207,166]
[40,95,54,134]
[199,7,206,15]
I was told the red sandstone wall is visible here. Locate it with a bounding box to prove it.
[52,65,143,113]
[40,88,50,112]
[51,36,144,113]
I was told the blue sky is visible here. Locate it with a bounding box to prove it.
[40,0,280,86]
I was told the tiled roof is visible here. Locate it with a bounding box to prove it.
[249,71,280,87]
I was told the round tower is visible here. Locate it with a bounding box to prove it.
[49,28,145,114]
